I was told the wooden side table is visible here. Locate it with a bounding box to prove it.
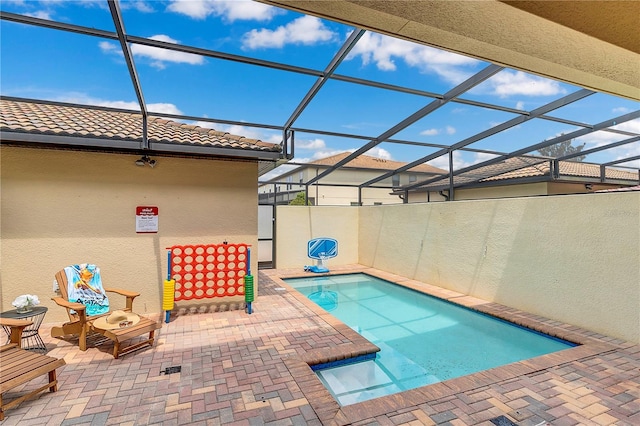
[0,306,48,353]
[92,316,161,359]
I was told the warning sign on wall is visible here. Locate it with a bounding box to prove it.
[136,206,159,233]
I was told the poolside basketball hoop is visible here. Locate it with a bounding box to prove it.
[305,238,337,273]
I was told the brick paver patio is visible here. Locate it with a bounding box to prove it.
[2,266,638,425]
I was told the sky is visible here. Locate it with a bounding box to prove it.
[1,0,639,181]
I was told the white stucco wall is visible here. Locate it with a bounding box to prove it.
[358,194,640,343]
[274,206,358,269]
[1,147,259,323]
[454,182,548,200]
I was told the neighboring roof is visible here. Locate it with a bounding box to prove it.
[405,156,639,192]
[0,98,281,154]
[481,158,638,182]
[306,152,446,175]
[483,158,639,182]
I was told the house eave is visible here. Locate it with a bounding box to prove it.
[0,131,283,162]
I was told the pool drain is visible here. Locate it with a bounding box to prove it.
[489,415,517,426]
[161,366,182,375]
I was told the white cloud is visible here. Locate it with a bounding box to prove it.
[25,10,52,19]
[575,119,640,148]
[260,164,299,181]
[56,94,183,115]
[261,148,395,181]
[366,147,392,160]
[124,1,154,13]
[516,101,525,110]
[420,126,455,136]
[310,149,354,160]
[99,41,120,55]
[612,118,640,134]
[420,128,439,136]
[297,138,326,150]
[427,151,497,171]
[147,103,184,115]
[347,32,479,84]
[298,146,392,162]
[613,107,630,114]
[132,35,205,68]
[574,130,624,148]
[100,36,204,69]
[192,121,281,142]
[167,0,279,21]
[614,142,640,168]
[487,71,566,98]
[572,120,640,164]
[242,15,336,49]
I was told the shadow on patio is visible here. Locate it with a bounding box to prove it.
[3,267,639,425]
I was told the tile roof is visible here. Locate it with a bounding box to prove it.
[411,156,639,192]
[307,152,446,174]
[0,99,281,153]
[482,157,639,182]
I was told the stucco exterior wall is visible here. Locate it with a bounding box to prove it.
[453,182,548,200]
[274,206,358,269]
[358,194,640,343]
[311,185,402,206]
[547,182,630,195]
[1,147,259,323]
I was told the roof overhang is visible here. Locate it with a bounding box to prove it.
[0,130,283,162]
[259,0,640,101]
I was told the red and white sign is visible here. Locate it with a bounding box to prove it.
[136,206,159,233]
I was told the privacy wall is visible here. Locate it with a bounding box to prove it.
[275,196,638,343]
[275,206,359,269]
[1,147,259,323]
[359,194,640,344]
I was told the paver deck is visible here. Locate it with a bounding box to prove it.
[2,265,638,425]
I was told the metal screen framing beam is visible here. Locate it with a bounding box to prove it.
[3,9,639,179]
[602,155,640,167]
[361,89,594,188]
[5,10,635,156]
[108,0,148,149]
[306,63,504,186]
[600,155,640,183]
[557,135,640,162]
[282,29,365,144]
[406,109,640,191]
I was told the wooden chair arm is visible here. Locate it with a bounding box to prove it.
[104,288,140,298]
[51,297,86,312]
[104,288,140,311]
[0,318,33,346]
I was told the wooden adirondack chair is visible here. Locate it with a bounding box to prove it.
[50,265,140,352]
[0,318,66,420]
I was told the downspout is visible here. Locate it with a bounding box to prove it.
[448,149,455,201]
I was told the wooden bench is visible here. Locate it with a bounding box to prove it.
[0,318,66,421]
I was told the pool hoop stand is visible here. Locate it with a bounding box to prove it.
[305,238,337,273]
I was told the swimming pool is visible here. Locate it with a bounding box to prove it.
[284,273,574,406]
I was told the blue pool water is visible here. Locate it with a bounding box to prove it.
[284,273,574,406]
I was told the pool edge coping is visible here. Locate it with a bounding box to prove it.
[265,265,621,426]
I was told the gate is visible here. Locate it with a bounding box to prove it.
[258,204,275,269]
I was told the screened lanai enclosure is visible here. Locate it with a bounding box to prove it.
[1,0,638,201]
